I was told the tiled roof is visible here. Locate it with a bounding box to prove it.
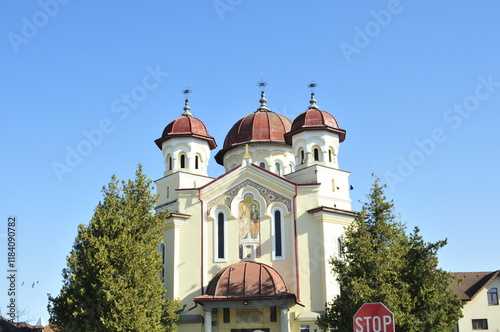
[0,317,53,332]
[450,270,500,301]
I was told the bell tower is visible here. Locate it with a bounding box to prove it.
[284,92,351,210]
[154,96,217,212]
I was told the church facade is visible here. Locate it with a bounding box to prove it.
[154,91,355,332]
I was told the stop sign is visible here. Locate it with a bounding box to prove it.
[353,302,394,332]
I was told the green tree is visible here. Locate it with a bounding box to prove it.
[317,176,462,332]
[48,165,183,332]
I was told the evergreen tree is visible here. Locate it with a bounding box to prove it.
[48,165,183,332]
[317,176,462,332]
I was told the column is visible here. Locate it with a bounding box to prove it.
[280,306,290,332]
[204,309,212,332]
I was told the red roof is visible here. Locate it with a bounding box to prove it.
[223,109,292,149]
[215,109,292,165]
[195,261,295,302]
[285,107,345,144]
[155,113,217,150]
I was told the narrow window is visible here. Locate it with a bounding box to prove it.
[195,155,199,169]
[472,319,488,330]
[217,212,225,259]
[159,243,166,281]
[270,306,277,322]
[167,187,170,198]
[169,156,172,170]
[275,162,281,176]
[488,287,498,305]
[259,162,266,169]
[274,210,283,258]
[289,163,293,172]
[329,149,333,162]
[223,308,230,323]
[314,148,319,161]
[300,149,305,164]
[338,238,344,259]
[180,154,186,168]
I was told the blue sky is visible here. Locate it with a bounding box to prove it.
[1,0,500,324]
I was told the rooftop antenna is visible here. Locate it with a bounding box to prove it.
[307,81,318,109]
[257,80,269,110]
[181,86,192,115]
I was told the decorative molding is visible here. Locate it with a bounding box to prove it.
[207,180,291,213]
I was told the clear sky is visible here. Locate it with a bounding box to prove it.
[1,0,499,325]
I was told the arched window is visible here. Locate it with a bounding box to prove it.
[328,149,333,163]
[166,155,172,171]
[259,162,266,169]
[180,154,186,168]
[299,149,305,164]
[195,155,199,169]
[275,162,281,176]
[272,209,284,259]
[214,211,226,261]
[289,163,294,172]
[313,148,320,161]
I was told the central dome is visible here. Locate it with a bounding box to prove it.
[223,109,292,148]
[215,92,292,165]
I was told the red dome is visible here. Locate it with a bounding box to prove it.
[155,112,217,150]
[194,262,295,301]
[285,106,345,144]
[214,108,292,165]
[223,109,292,148]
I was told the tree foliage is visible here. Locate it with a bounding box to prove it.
[48,165,183,332]
[317,176,463,332]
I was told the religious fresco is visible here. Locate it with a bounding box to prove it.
[238,193,261,258]
[207,180,291,213]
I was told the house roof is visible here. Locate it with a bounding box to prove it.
[0,317,53,332]
[450,270,500,301]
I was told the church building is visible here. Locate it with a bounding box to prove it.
[154,90,356,332]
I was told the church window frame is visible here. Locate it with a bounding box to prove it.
[274,162,282,176]
[313,147,320,161]
[179,153,187,169]
[166,154,172,171]
[158,242,166,281]
[271,207,285,260]
[259,161,266,169]
[299,148,305,164]
[214,209,227,262]
[195,154,200,169]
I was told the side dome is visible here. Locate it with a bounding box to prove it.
[154,99,217,150]
[285,93,345,144]
[214,91,292,165]
[195,261,295,301]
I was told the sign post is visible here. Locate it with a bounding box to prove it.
[353,302,394,332]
